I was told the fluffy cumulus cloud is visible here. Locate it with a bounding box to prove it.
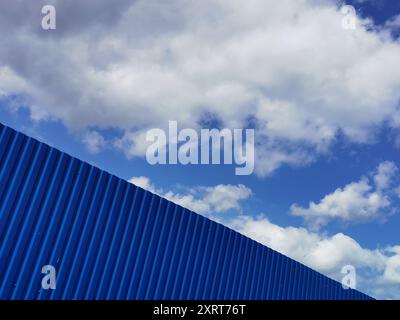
[1,0,400,176]
[291,161,399,228]
[162,183,252,215]
[128,176,251,215]
[382,246,400,284]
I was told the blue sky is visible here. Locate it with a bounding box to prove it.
[1,0,400,299]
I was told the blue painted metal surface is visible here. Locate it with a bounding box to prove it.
[0,122,372,300]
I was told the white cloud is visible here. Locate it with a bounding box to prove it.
[1,0,400,175]
[290,161,398,228]
[82,130,106,154]
[128,176,156,193]
[164,184,252,214]
[385,14,400,30]
[128,176,251,215]
[201,184,252,212]
[163,192,212,215]
[0,66,30,97]
[381,246,400,284]
[374,161,398,191]
[114,130,153,159]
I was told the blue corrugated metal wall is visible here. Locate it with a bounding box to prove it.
[0,122,371,300]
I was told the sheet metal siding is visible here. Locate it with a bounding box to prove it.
[0,122,371,300]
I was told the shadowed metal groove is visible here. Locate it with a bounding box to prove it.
[0,122,372,300]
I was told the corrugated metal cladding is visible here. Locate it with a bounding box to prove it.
[0,122,372,300]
